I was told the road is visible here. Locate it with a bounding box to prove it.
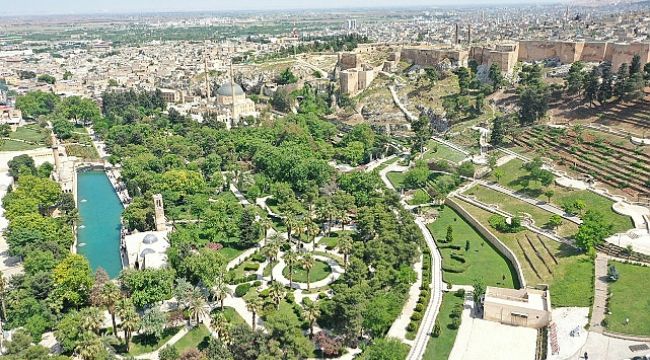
[406,218,444,360]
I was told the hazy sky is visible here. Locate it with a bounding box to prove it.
[1,0,561,16]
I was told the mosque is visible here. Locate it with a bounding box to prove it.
[213,81,258,128]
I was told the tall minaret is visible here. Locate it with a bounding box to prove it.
[454,23,459,45]
[204,53,211,100]
[153,194,166,232]
[230,62,237,125]
[468,24,472,45]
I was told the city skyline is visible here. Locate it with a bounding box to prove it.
[2,0,564,16]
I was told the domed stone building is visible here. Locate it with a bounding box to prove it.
[214,81,257,128]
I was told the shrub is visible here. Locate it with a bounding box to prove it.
[415,303,425,312]
[250,253,266,263]
[450,253,466,263]
[406,322,416,332]
[253,280,262,287]
[449,317,461,330]
[455,289,465,298]
[286,291,296,304]
[243,262,260,271]
[318,292,327,300]
[410,312,423,321]
[432,321,441,337]
[234,283,251,297]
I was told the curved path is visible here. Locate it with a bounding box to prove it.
[271,253,344,290]
[406,219,444,360]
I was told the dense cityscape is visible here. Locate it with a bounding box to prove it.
[0,1,649,360]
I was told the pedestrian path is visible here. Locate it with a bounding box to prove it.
[589,253,609,334]
[387,254,423,343]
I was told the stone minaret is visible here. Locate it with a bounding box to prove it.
[153,194,166,232]
[455,23,459,45]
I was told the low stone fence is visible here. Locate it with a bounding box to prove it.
[445,197,526,289]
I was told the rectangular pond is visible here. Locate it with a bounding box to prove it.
[76,170,124,278]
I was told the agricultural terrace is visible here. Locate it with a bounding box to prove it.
[510,125,650,198]
[457,199,594,307]
[489,158,634,233]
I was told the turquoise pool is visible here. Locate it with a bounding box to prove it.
[76,170,124,278]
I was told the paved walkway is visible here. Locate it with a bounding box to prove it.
[270,253,344,290]
[387,254,423,343]
[589,253,610,334]
[134,326,190,359]
[406,218,444,360]
[388,85,417,122]
[431,136,471,156]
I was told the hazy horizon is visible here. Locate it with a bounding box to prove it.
[1,0,564,16]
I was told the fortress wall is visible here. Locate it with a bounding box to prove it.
[610,42,650,70]
[580,42,609,62]
[558,41,580,63]
[401,47,469,68]
[518,40,559,62]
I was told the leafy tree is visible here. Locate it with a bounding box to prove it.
[598,62,613,103]
[55,310,85,353]
[278,68,298,85]
[425,68,439,84]
[565,61,585,95]
[615,63,629,100]
[271,88,292,112]
[239,207,260,248]
[472,278,486,306]
[403,161,430,189]
[584,68,599,107]
[50,254,94,310]
[546,214,563,230]
[7,154,36,180]
[456,67,472,95]
[119,268,175,309]
[411,115,433,154]
[264,305,314,359]
[204,337,234,360]
[37,74,56,84]
[488,64,505,92]
[141,307,167,340]
[56,96,101,126]
[358,338,409,360]
[574,210,614,251]
[159,345,180,360]
[15,91,60,118]
[446,225,454,243]
[52,118,75,139]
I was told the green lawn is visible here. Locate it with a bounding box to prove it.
[283,259,331,283]
[422,292,465,360]
[427,206,518,288]
[211,306,247,328]
[490,159,633,234]
[605,261,650,336]
[127,326,182,356]
[218,246,245,262]
[387,171,406,190]
[464,185,579,237]
[318,230,355,250]
[408,188,432,205]
[457,199,594,307]
[422,141,467,163]
[374,156,400,172]
[0,139,43,151]
[9,124,48,143]
[174,325,210,353]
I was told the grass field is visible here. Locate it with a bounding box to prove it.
[422,292,465,360]
[283,259,331,283]
[174,325,210,353]
[387,171,406,190]
[427,206,518,288]
[218,246,245,263]
[407,188,433,205]
[457,199,594,307]
[490,159,634,234]
[374,156,400,172]
[464,185,579,238]
[211,306,247,327]
[9,124,49,143]
[605,261,650,336]
[422,141,467,163]
[0,139,43,151]
[126,326,182,356]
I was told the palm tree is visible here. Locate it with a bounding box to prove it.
[99,282,122,336]
[302,300,321,338]
[211,311,230,342]
[211,275,231,310]
[306,221,320,249]
[81,307,104,334]
[262,243,279,281]
[338,235,353,268]
[316,200,336,236]
[283,250,298,289]
[246,294,264,331]
[284,213,299,242]
[116,299,139,351]
[187,288,209,326]
[302,253,315,291]
[259,217,273,246]
[268,281,286,310]
[75,331,104,360]
[294,220,305,244]
[0,270,7,321]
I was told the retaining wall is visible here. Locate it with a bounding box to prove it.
[445,197,526,289]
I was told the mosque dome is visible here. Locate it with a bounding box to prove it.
[216,83,245,97]
[143,234,159,244]
[140,248,156,258]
